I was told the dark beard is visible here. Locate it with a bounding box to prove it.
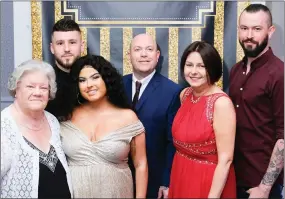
[55,55,80,70]
[239,35,268,58]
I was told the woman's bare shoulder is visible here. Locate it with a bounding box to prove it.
[179,87,189,101]
[117,108,139,124]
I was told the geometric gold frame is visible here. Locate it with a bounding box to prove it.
[31,1,250,86]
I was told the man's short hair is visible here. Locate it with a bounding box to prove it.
[243,4,272,27]
[51,18,81,36]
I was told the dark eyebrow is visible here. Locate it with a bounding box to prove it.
[89,72,100,78]
[79,72,100,79]
[185,61,204,65]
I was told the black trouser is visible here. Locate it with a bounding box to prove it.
[237,184,284,199]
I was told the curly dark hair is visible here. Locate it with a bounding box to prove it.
[62,54,131,120]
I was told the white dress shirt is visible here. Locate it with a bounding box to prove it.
[132,70,156,100]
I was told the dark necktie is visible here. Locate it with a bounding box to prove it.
[132,81,142,109]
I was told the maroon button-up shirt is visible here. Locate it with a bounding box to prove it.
[229,48,284,187]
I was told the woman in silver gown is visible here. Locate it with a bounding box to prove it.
[60,54,148,198]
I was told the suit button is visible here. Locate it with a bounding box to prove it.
[236,104,239,108]
[240,88,243,91]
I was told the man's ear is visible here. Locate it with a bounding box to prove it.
[50,43,55,55]
[156,50,160,62]
[268,25,276,40]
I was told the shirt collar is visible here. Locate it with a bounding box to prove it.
[241,47,274,70]
[132,70,156,85]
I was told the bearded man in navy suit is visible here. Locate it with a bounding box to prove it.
[123,34,181,198]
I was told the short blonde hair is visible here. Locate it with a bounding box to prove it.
[8,59,57,99]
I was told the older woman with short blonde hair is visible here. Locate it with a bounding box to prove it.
[1,60,72,198]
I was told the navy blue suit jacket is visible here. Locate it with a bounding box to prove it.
[123,72,182,197]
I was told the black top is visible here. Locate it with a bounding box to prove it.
[45,65,73,121]
[24,138,71,199]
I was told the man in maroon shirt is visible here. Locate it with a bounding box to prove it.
[229,4,284,198]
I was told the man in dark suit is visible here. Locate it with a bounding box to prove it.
[123,33,181,198]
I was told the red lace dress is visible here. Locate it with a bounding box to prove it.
[168,87,236,198]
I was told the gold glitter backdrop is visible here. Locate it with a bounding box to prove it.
[32,1,250,89]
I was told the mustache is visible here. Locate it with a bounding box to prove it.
[242,38,258,44]
[62,54,73,57]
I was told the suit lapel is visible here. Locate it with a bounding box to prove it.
[125,75,132,104]
[136,72,160,112]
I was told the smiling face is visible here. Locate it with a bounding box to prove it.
[238,10,275,57]
[130,34,160,78]
[16,70,50,111]
[78,66,107,103]
[184,52,209,89]
[50,31,84,70]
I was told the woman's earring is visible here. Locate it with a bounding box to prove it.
[77,93,83,105]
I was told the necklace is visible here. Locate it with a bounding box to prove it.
[190,86,213,104]
[18,119,45,131]
[190,94,201,104]
[13,104,45,131]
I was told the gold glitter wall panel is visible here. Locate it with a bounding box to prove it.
[168,28,179,83]
[236,1,250,62]
[191,28,202,42]
[31,1,42,60]
[100,28,110,60]
[123,28,133,75]
[146,27,156,41]
[31,1,252,89]
[80,27,88,56]
[214,1,224,88]
[54,1,64,23]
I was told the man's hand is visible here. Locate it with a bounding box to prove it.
[158,186,169,198]
[247,185,271,199]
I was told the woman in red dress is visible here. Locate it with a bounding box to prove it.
[168,41,236,198]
